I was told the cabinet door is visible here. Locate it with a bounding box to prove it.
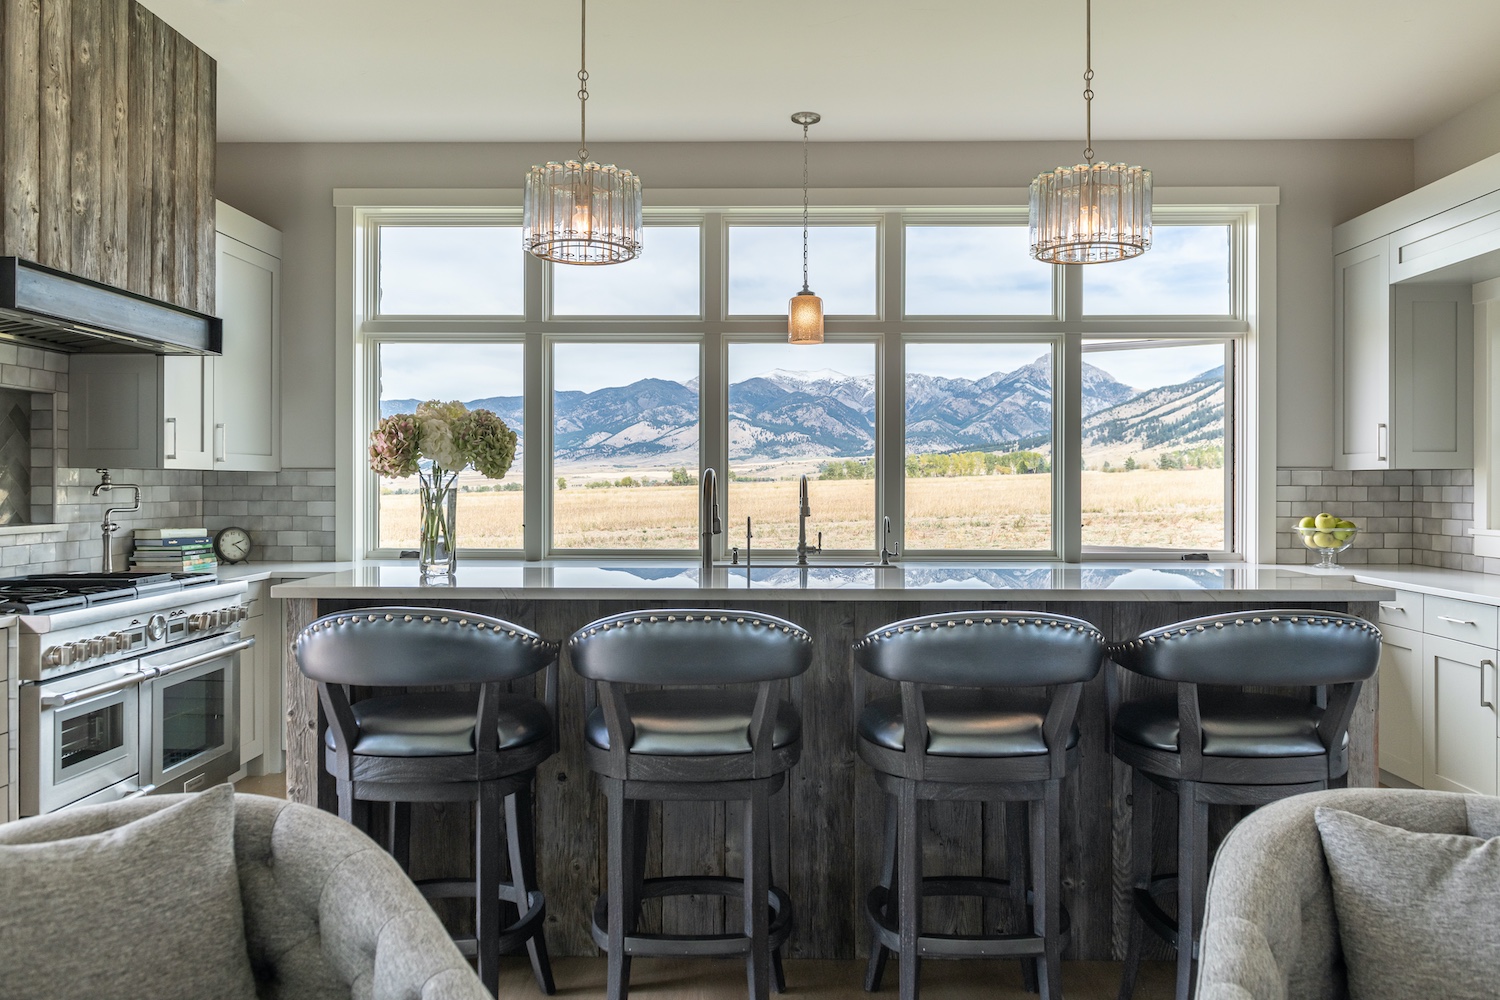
[1422,633,1499,795]
[1392,283,1473,470]
[214,232,281,472]
[1377,624,1423,785]
[238,614,265,768]
[161,356,214,470]
[1334,239,1393,470]
[68,354,164,469]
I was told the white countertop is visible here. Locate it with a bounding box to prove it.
[267,560,1392,602]
[216,562,354,584]
[1329,565,1500,606]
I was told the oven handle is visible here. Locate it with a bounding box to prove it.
[39,670,151,708]
[150,636,256,680]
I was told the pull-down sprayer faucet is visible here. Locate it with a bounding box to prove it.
[700,468,722,574]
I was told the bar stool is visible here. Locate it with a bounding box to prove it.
[855,611,1108,1000]
[568,609,813,1000]
[1109,610,1381,1000]
[294,607,559,997]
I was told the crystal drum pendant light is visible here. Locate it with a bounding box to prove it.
[523,0,642,265]
[788,111,824,344]
[1029,0,1151,264]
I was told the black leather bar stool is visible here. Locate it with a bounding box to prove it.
[568,609,813,1000]
[1109,610,1381,1000]
[294,607,559,997]
[855,611,1107,1000]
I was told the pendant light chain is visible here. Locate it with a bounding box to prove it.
[577,0,589,160]
[1083,0,1094,163]
[801,119,811,293]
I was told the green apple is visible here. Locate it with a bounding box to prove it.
[1313,531,1338,548]
[1298,515,1317,529]
[1333,520,1356,542]
[1314,512,1338,531]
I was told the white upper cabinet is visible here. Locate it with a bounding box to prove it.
[1333,237,1472,471]
[69,203,281,472]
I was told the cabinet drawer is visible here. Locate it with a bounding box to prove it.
[1424,596,1500,647]
[243,581,268,619]
[1378,589,1423,629]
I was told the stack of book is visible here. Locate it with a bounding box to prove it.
[130,528,218,574]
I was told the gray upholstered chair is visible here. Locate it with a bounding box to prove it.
[0,792,493,999]
[854,611,1108,1000]
[294,607,559,997]
[1109,611,1382,1000]
[1197,787,1496,1000]
[568,609,814,1000]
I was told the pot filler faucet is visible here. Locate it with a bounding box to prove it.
[700,468,722,575]
[91,468,140,573]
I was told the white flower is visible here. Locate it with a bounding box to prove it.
[419,416,465,471]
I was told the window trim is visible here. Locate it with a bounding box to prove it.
[339,191,1277,564]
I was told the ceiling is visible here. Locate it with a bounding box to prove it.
[145,0,1500,145]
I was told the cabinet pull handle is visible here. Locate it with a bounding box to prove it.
[1377,422,1388,462]
[164,417,177,461]
[214,423,225,463]
[1483,659,1496,712]
[1437,615,1477,626]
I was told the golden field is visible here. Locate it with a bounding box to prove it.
[378,469,1224,552]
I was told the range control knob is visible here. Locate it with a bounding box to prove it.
[86,637,106,658]
[111,631,133,652]
[217,608,234,627]
[69,640,91,662]
[187,612,213,632]
[43,645,71,667]
[235,605,249,622]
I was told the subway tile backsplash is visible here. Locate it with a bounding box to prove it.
[1274,468,1500,574]
[202,469,336,562]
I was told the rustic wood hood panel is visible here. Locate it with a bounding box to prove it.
[2,0,215,315]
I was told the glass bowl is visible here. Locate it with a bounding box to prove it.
[1295,524,1358,569]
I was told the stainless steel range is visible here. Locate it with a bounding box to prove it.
[6,572,253,815]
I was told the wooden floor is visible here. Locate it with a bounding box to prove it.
[233,770,288,798]
[497,957,1177,1000]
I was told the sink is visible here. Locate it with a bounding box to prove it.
[720,561,888,569]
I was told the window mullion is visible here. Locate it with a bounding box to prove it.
[881,211,905,554]
[702,214,727,560]
[1060,266,1084,562]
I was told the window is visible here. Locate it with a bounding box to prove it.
[727,225,878,316]
[552,225,702,316]
[376,225,524,316]
[551,341,700,550]
[904,226,1053,316]
[352,206,1262,561]
[726,341,877,550]
[1081,340,1229,550]
[904,342,1055,551]
[375,342,525,550]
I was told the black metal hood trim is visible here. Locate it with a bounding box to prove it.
[0,257,221,355]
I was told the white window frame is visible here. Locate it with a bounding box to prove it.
[336,187,1277,563]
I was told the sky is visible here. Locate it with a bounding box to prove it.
[377,222,1231,398]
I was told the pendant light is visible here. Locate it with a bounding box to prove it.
[1028,0,1151,264]
[523,0,642,265]
[788,111,824,344]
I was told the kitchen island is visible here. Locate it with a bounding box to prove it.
[271,562,1392,962]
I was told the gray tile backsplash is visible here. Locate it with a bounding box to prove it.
[1275,467,1500,574]
[0,346,335,574]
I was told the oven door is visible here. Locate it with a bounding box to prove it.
[22,661,146,815]
[141,633,254,793]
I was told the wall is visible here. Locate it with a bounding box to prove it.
[216,139,1415,472]
[1415,88,1500,187]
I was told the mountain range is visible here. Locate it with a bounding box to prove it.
[381,356,1224,467]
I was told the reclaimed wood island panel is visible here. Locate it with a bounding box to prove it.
[272,563,1392,962]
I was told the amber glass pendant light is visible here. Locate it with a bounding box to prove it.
[788,111,824,344]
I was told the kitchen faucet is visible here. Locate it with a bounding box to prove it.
[796,474,821,566]
[91,469,140,573]
[700,468,722,574]
[880,515,901,565]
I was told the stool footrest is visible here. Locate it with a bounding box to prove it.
[417,881,549,956]
[591,875,793,958]
[1133,876,1198,959]
[865,878,1072,959]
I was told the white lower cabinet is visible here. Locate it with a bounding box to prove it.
[1376,623,1424,785]
[237,582,271,775]
[1422,633,1499,796]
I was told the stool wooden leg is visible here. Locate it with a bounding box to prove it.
[897,780,922,1000]
[506,784,555,995]
[389,801,411,872]
[606,780,633,1000]
[864,791,898,992]
[744,781,772,1000]
[1006,799,1039,994]
[477,782,503,997]
[1117,768,1152,1000]
[1030,780,1063,1000]
[1176,781,1209,1000]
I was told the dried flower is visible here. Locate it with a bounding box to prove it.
[459,408,517,481]
[368,412,421,479]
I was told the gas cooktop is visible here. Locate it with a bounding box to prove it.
[0,572,217,614]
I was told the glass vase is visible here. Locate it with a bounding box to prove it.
[418,470,457,580]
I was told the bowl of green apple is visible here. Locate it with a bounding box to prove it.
[1295,513,1358,569]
